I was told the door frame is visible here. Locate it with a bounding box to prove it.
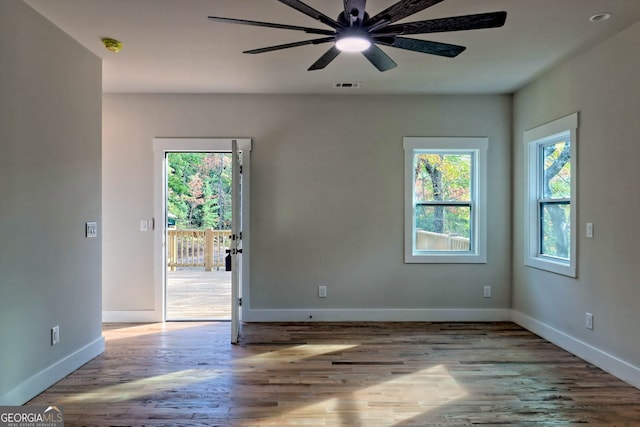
[153,138,251,322]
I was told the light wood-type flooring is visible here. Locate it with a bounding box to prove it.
[166,270,231,320]
[28,322,640,426]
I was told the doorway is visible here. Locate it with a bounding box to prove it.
[165,152,232,321]
[153,138,251,339]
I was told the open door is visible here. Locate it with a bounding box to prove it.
[230,139,242,344]
[153,138,251,327]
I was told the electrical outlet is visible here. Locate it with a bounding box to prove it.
[51,326,60,345]
[318,285,327,298]
[585,313,594,330]
[483,285,492,298]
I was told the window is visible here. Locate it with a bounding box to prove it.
[525,113,578,277]
[404,137,488,263]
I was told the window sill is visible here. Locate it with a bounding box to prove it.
[525,256,576,277]
[405,253,487,264]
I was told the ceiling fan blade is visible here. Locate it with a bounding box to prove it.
[208,16,335,36]
[277,0,343,29]
[343,0,367,25]
[365,0,444,29]
[244,37,334,54]
[308,46,341,70]
[377,36,466,57]
[362,45,397,72]
[377,11,507,36]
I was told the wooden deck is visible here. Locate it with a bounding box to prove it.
[28,322,640,426]
[166,269,231,320]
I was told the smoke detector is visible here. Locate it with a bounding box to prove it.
[102,38,123,53]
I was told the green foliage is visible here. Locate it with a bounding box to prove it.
[414,152,472,236]
[543,141,571,199]
[167,152,232,230]
[540,140,571,258]
[541,203,570,259]
[416,153,471,202]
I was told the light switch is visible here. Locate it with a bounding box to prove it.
[318,285,327,298]
[86,222,97,238]
[140,219,149,232]
[586,222,593,238]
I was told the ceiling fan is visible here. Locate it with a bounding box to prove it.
[208,0,507,72]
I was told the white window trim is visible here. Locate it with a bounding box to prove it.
[403,137,488,264]
[524,113,578,277]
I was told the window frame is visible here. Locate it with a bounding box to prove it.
[403,137,488,264]
[524,112,578,277]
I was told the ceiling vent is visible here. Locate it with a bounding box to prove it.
[334,82,361,89]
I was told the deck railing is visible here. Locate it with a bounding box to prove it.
[168,229,469,269]
[167,229,232,271]
[416,230,470,251]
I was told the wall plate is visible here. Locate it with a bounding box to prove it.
[86,221,97,238]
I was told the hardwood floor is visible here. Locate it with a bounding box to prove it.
[28,322,640,426]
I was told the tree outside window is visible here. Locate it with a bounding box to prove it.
[540,140,571,259]
[413,152,473,250]
[525,112,577,277]
[404,137,488,264]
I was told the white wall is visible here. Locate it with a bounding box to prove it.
[512,21,640,382]
[0,0,103,404]
[102,94,512,321]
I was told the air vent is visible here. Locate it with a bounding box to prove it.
[334,82,361,89]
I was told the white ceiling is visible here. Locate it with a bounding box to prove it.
[23,0,640,94]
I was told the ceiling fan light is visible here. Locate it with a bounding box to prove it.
[336,35,371,52]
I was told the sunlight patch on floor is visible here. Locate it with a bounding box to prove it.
[237,344,358,363]
[102,322,217,341]
[275,364,468,425]
[60,369,222,404]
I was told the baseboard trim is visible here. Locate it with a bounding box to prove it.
[242,308,512,322]
[511,310,640,389]
[0,336,105,405]
[102,310,162,323]
[4,310,637,404]
[101,308,640,389]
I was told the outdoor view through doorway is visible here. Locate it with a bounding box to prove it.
[165,152,233,321]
